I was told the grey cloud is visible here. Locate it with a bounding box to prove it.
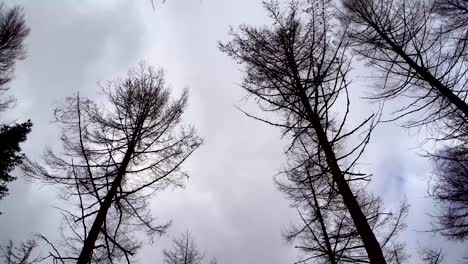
[0,0,466,264]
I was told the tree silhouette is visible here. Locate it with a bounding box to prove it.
[278,134,407,263]
[0,3,31,207]
[0,3,29,111]
[0,121,32,200]
[163,231,205,264]
[430,145,468,240]
[420,248,444,264]
[220,0,404,262]
[341,0,468,130]
[23,63,202,263]
[340,0,468,241]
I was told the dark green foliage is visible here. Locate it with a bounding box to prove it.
[0,120,31,200]
[0,3,31,207]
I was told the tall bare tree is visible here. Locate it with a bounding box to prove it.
[340,0,468,241]
[220,1,405,262]
[278,134,407,263]
[23,63,202,263]
[162,231,205,264]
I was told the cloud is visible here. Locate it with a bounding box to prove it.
[0,0,465,263]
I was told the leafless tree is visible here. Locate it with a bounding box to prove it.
[162,231,205,264]
[0,240,39,264]
[430,0,468,239]
[278,135,408,263]
[341,0,468,134]
[0,2,29,112]
[340,0,468,241]
[430,145,468,240]
[420,248,444,264]
[220,1,406,262]
[23,63,202,264]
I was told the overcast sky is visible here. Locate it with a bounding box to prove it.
[0,0,466,263]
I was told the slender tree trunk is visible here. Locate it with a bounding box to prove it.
[307,114,386,263]
[76,139,137,264]
[287,58,387,263]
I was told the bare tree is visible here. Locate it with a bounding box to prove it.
[162,231,205,264]
[278,135,408,263]
[341,0,468,132]
[0,240,39,264]
[220,1,406,262]
[0,2,29,112]
[340,0,468,242]
[420,248,444,264]
[430,145,468,240]
[23,63,202,263]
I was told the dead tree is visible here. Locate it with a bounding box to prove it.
[420,248,444,264]
[339,0,468,154]
[340,0,468,241]
[341,0,468,133]
[0,2,29,111]
[431,0,468,242]
[278,134,407,263]
[23,63,202,263]
[162,231,205,264]
[220,1,404,262]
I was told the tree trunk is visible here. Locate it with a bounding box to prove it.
[76,140,137,264]
[288,57,387,263]
[307,115,386,263]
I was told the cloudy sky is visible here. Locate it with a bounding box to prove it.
[0,0,466,263]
